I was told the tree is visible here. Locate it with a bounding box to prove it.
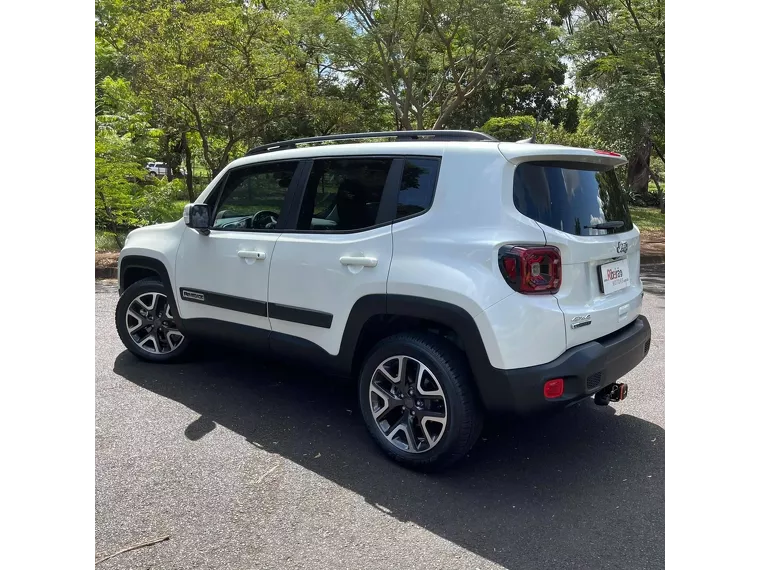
[445,47,570,130]
[318,0,559,130]
[568,0,665,201]
[95,130,145,249]
[479,116,535,141]
[97,0,310,176]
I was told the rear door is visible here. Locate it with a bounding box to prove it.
[511,158,643,349]
[267,156,400,357]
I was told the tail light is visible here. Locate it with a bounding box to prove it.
[498,245,562,294]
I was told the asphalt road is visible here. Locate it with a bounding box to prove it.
[96,265,664,570]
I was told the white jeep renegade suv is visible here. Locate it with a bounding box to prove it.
[116,130,651,470]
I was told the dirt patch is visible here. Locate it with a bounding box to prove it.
[96,252,119,279]
[640,229,665,258]
[96,252,119,269]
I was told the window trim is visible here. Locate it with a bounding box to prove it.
[391,156,442,224]
[280,154,440,235]
[203,159,306,234]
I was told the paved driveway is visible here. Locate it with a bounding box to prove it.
[96,265,664,569]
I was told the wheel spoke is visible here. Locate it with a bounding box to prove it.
[369,354,448,454]
[417,409,446,420]
[416,364,444,397]
[399,356,409,385]
[420,413,447,448]
[385,413,406,437]
[406,414,419,452]
[126,309,145,334]
[135,293,157,311]
[137,334,159,353]
[125,291,185,355]
[377,356,402,384]
[165,330,184,351]
[369,382,402,420]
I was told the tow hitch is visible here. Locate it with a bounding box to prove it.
[594,382,628,406]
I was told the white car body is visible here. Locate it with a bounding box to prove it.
[119,135,650,421]
[146,162,169,176]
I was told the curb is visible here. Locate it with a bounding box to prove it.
[96,267,118,279]
[640,254,665,265]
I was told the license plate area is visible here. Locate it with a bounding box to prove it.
[598,258,631,294]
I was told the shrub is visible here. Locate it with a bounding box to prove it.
[480,116,536,141]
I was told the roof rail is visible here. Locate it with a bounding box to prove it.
[245,130,496,156]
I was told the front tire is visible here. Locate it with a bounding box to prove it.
[115,278,190,363]
[358,332,483,470]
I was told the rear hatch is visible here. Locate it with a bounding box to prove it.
[505,147,643,349]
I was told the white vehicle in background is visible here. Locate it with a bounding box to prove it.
[146,162,169,177]
[118,130,651,470]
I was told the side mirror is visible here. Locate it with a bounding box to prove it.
[183,203,211,235]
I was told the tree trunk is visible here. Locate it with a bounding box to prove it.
[182,132,194,201]
[415,106,425,129]
[97,191,124,249]
[626,137,653,200]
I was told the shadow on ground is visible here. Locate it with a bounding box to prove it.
[114,346,664,569]
[641,263,665,297]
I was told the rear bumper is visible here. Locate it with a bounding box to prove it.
[474,315,651,414]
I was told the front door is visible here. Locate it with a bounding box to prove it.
[174,160,300,331]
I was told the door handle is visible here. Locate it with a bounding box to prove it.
[238,250,266,260]
[340,256,378,267]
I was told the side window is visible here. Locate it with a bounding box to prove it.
[297,158,393,231]
[212,161,297,230]
[396,158,440,219]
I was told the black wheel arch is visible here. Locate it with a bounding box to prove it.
[336,295,494,404]
[118,255,182,327]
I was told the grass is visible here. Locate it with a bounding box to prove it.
[630,206,665,232]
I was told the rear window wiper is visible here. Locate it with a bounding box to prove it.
[585,221,624,230]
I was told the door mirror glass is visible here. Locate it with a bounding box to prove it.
[183,203,210,232]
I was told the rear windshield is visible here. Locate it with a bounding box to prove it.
[513,161,633,236]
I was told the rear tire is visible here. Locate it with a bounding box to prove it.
[358,332,483,470]
[115,278,190,363]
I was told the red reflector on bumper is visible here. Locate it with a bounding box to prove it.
[544,378,564,399]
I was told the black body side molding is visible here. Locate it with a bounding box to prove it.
[116,262,497,407]
[179,287,267,317]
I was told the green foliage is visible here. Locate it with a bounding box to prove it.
[96,124,187,246]
[138,179,187,225]
[325,0,562,130]
[94,0,665,230]
[480,116,536,142]
[98,0,311,174]
[568,0,665,196]
[536,115,602,148]
[95,129,145,237]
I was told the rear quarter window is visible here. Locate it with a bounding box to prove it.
[395,158,440,220]
[513,161,633,236]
